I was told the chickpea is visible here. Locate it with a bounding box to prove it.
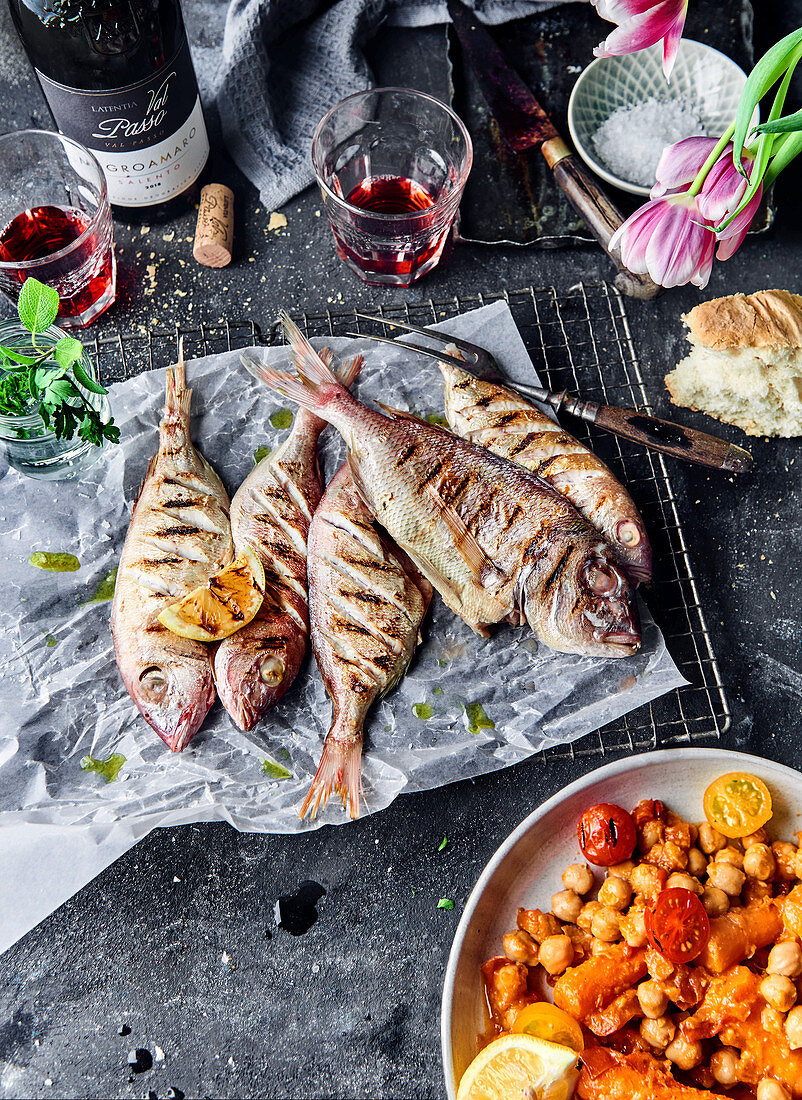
[665,1034,703,1071]
[760,974,797,1013]
[637,979,669,1019]
[518,908,561,943]
[562,863,594,895]
[697,822,726,855]
[619,907,648,948]
[590,906,621,943]
[666,872,703,895]
[576,900,602,932]
[701,885,730,917]
[785,1005,802,1049]
[597,876,633,911]
[717,845,745,869]
[756,1081,791,1100]
[630,863,666,900]
[503,930,538,966]
[607,860,635,880]
[538,934,574,976]
[773,842,798,879]
[687,848,707,877]
[743,827,769,847]
[707,860,746,897]
[551,889,582,924]
[640,819,664,851]
[590,937,610,956]
[768,941,802,978]
[761,1005,786,1033]
[640,1015,675,1050]
[645,840,688,873]
[743,844,775,880]
[710,1047,740,1086]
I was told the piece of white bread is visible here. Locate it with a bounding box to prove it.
[665,290,802,437]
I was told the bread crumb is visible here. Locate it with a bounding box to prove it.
[268,212,288,231]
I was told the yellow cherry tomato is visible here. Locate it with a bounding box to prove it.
[511,1002,584,1053]
[703,772,773,839]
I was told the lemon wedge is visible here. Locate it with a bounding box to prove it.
[157,547,265,642]
[457,1033,579,1100]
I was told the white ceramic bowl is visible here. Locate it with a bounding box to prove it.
[441,748,802,1099]
[567,40,755,196]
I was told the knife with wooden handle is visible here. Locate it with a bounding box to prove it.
[446,0,662,301]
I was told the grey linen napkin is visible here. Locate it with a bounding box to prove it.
[215,0,579,210]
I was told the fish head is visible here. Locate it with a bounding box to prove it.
[213,613,307,732]
[129,651,216,751]
[522,541,641,658]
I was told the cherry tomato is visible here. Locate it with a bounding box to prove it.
[703,772,773,839]
[577,803,637,866]
[645,888,710,965]
[511,1003,584,1053]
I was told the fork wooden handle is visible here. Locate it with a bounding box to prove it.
[592,403,753,473]
[542,138,663,302]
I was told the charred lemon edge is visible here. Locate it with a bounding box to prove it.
[156,546,266,643]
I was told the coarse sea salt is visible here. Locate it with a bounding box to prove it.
[592,97,706,188]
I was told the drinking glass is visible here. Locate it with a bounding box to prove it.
[0,130,116,327]
[311,88,473,287]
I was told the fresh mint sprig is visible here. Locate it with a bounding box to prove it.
[0,277,118,446]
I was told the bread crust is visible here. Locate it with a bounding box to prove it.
[684,290,802,350]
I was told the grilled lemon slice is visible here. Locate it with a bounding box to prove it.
[158,547,265,642]
[456,1033,579,1100]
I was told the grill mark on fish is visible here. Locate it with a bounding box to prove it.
[417,459,445,492]
[542,546,573,594]
[508,430,562,457]
[395,443,417,466]
[161,497,204,509]
[160,524,201,538]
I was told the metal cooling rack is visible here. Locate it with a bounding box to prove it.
[88,281,729,759]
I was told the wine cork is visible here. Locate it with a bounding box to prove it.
[193,184,234,268]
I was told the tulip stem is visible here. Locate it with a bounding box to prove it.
[688,122,736,197]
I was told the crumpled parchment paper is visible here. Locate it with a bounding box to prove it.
[0,301,685,953]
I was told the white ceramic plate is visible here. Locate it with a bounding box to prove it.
[567,40,756,196]
[441,748,802,1099]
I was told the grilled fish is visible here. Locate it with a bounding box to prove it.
[111,355,233,751]
[302,463,432,820]
[213,351,361,731]
[439,358,652,584]
[243,316,640,658]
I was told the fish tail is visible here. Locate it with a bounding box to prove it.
[280,311,342,391]
[299,720,363,822]
[337,351,363,389]
[165,337,192,422]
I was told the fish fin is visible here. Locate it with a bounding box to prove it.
[374,400,424,423]
[299,725,363,821]
[280,311,342,390]
[337,352,363,389]
[132,453,158,507]
[423,482,507,594]
[395,541,493,639]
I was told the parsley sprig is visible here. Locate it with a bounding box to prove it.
[0,278,118,446]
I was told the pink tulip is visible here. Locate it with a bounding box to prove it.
[592,0,690,79]
[610,193,716,288]
[651,138,763,260]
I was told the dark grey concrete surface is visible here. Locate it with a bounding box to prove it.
[1,1,802,1097]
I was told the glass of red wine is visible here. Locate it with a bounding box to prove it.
[0,130,116,327]
[311,88,472,287]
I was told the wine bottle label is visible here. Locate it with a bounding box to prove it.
[35,36,209,207]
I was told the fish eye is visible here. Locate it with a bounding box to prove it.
[259,656,285,687]
[584,561,620,597]
[139,665,167,692]
[616,520,642,547]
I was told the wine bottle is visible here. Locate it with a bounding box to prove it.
[8,0,210,214]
